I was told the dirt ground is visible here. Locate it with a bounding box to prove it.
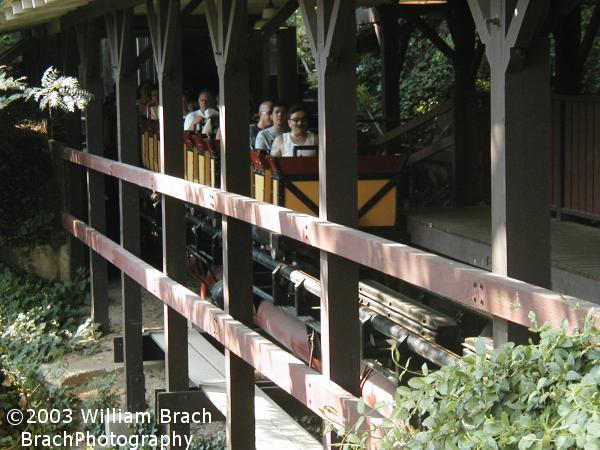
[41,280,226,448]
[43,281,165,406]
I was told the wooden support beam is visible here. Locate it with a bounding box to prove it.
[276,27,298,104]
[206,1,255,448]
[105,8,146,412]
[248,0,298,55]
[59,29,87,282]
[401,10,456,61]
[181,0,205,18]
[76,19,109,333]
[468,0,551,346]
[299,3,360,446]
[62,0,144,30]
[146,0,189,446]
[371,5,406,131]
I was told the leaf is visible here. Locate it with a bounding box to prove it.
[518,434,537,450]
[564,370,581,381]
[475,338,487,356]
[357,399,365,415]
[408,376,426,390]
[587,422,600,437]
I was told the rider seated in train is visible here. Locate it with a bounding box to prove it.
[271,103,318,157]
[137,80,153,117]
[145,86,160,121]
[183,89,219,132]
[249,100,273,149]
[255,100,289,153]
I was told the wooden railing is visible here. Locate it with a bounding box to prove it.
[57,143,600,442]
[369,96,491,207]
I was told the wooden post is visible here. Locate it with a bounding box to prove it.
[276,27,298,104]
[261,39,271,100]
[447,0,481,206]
[249,42,266,105]
[299,2,360,445]
[76,20,109,333]
[206,1,255,449]
[60,30,87,280]
[105,8,146,412]
[146,0,189,445]
[468,0,551,345]
[373,5,401,131]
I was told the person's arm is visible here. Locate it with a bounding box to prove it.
[271,135,283,157]
[183,113,195,131]
[255,131,267,151]
[184,113,205,131]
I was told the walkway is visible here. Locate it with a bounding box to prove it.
[406,206,600,304]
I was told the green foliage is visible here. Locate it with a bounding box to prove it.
[1,65,93,114]
[341,314,600,450]
[0,264,98,447]
[112,407,225,450]
[0,65,30,110]
[399,29,455,118]
[33,66,93,114]
[80,374,121,436]
[128,408,160,449]
[288,11,315,83]
[188,429,226,450]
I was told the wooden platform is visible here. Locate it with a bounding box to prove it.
[150,330,322,450]
[406,206,600,304]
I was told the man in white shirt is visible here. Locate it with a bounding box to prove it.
[184,89,218,131]
[271,104,318,157]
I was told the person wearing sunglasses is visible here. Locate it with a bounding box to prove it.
[271,103,318,157]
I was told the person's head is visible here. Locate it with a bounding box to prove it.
[288,104,309,136]
[271,100,289,129]
[138,80,153,100]
[257,100,273,127]
[150,87,159,104]
[198,89,215,111]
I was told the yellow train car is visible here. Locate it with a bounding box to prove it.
[143,130,403,229]
[140,119,160,172]
[250,151,273,203]
[252,152,404,228]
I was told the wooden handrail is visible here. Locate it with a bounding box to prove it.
[373,99,453,147]
[63,213,376,428]
[61,147,600,332]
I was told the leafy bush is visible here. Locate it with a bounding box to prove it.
[0,264,97,447]
[80,374,121,436]
[189,429,226,450]
[342,314,600,450]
